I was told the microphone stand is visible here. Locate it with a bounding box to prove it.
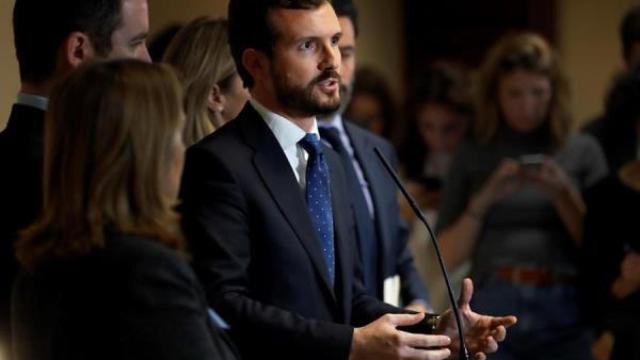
[374,147,469,360]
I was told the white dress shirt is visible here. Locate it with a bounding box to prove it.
[250,98,320,190]
[17,92,48,111]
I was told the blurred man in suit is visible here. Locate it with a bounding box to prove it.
[318,0,431,312]
[0,0,151,354]
[180,1,516,359]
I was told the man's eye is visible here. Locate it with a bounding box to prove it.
[300,41,315,51]
[130,41,144,49]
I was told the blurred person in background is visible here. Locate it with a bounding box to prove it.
[584,5,640,173]
[345,66,397,141]
[402,62,473,212]
[163,17,250,147]
[12,59,238,360]
[582,64,640,360]
[400,62,473,312]
[620,5,640,68]
[437,32,607,359]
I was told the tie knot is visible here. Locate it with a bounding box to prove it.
[299,133,322,155]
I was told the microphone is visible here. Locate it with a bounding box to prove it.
[374,147,469,360]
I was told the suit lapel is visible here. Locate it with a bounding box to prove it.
[238,105,336,297]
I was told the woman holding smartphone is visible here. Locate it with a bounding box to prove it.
[437,33,607,359]
[12,60,238,360]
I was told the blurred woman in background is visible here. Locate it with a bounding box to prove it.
[345,66,397,141]
[402,62,473,311]
[12,60,238,360]
[163,17,249,147]
[437,33,607,359]
[402,62,472,210]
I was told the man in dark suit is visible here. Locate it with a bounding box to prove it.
[180,1,516,359]
[318,0,431,312]
[0,0,151,353]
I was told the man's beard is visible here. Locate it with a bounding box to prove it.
[273,68,342,116]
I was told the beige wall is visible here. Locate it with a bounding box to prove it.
[1,0,639,131]
[0,0,19,131]
[352,0,404,97]
[149,0,227,32]
[558,0,639,127]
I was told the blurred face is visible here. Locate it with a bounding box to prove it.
[266,2,342,117]
[337,16,356,112]
[627,42,640,68]
[167,118,186,198]
[348,93,385,135]
[108,0,151,62]
[417,103,467,153]
[498,69,552,133]
[220,73,250,123]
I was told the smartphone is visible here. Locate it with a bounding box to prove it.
[397,313,441,334]
[518,154,545,169]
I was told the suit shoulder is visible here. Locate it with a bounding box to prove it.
[344,121,395,154]
[191,118,244,152]
[101,234,191,276]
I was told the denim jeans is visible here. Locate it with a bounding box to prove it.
[471,276,594,360]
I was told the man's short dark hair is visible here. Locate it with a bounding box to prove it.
[13,0,123,83]
[227,0,327,88]
[331,0,358,37]
[621,5,640,62]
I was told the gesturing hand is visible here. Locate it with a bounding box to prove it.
[438,279,517,360]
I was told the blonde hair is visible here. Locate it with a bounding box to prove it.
[17,60,184,270]
[474,32,571,148]
[163,17,237,147]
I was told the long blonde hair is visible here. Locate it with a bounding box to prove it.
[163,17,237,147]
[474,32,571,148]
[17,60,185,271]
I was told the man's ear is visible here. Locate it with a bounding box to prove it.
[241,48,268,84]
[62,31,96,69]
[207,84,225,113]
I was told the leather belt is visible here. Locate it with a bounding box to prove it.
[495,267,577,286]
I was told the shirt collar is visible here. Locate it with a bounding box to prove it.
[17,92,48,111]
[250,98,319,150]
[318,113,345,134]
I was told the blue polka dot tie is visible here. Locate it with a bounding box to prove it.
[299,133,335,285]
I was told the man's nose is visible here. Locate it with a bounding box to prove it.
[319,41,340,71]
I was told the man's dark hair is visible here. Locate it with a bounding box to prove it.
[621,5,640,62]
[13,0,123,83]
[331,0,358,36]
[227,0,327,88]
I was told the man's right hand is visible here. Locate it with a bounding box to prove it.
[349,313,452,360]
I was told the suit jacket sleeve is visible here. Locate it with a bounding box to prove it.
[180,145,355,360]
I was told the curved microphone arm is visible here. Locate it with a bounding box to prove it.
[374,147,469,360]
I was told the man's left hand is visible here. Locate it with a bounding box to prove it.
[438,278,517,359]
